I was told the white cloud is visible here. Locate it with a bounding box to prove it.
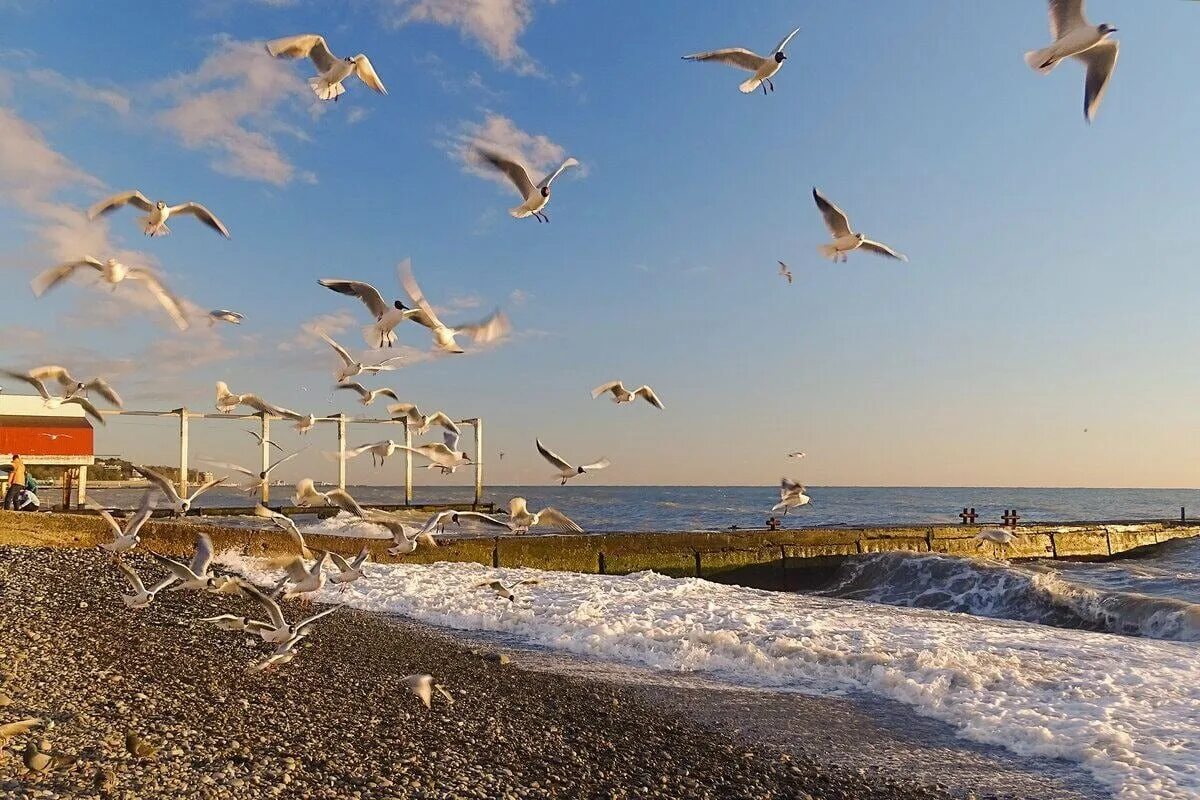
[508,288,529,305]
[155,37,315,186]
[446,111,580,187]
[24,68,131,115]
[387,0,548,74]
[345,107,372,125]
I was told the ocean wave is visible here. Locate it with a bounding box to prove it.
[217,554,1200,800]
[824,551,1200,642]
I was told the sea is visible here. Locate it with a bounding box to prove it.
[90,484,1200,798]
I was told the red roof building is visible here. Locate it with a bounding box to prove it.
[0,394,96,503]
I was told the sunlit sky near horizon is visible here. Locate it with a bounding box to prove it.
[3,1,1200,489]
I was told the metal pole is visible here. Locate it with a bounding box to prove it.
[336,414,347,492]
[77,464,87,506]
[473,417,483,509]
[260,412,271,504]
[178,407,189,500]
[404,422,413,506]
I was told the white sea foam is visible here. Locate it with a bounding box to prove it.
[218,555,1200,800]
[296,511,391,539]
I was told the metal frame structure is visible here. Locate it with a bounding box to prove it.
[94,408,485,507]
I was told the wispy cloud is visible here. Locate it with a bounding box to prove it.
[345,107,372,125]
[24,68,132,115]
[386,0,550,75]
[445,111,580,187]
[155,37,316,186]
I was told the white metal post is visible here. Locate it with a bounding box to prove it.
[404,421,413,505]
[178,407,189,501]
[473,417,483,508]
[77,465,88,505]
[260,412,271,504]
[336,414,347,491]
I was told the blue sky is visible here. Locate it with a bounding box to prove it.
[2,1,1199,488]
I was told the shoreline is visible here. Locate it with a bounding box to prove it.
[0,545,1101,799]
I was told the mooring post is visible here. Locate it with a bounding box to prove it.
[959,507,977,524]
[260,412,271,504]
[1182,506,1186,522]
[76,464,87,506]
[177,407,189,500]
[403,421,413,506]
[473,417,483,509]
[336,414,347,492]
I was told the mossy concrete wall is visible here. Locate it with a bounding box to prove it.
[1,511,1197,589]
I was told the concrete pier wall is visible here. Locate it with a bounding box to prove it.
[2,511,1196,590]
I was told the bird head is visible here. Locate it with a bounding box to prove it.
[855,232,866,242]
[394,300,409,310]
[1098,23,1117,36]
[155,200,167,210]
[775,52,787,63]
[179,500,191,514]
[344,56,355,63]
[540,186,550,198]
[451,512,461,525]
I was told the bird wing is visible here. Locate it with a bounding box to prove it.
[130,271,190,331]
[336,381,370,400]
[1048,0,1086,40]
[508,497,529,517]
[457,310,511,345]
[352,54,387,94]
[327,488,367,518]
[537,157,580,190]
[133,465,181,504]
[812,188,853,238]
[387,402,421,422]
[190,533,215,576]
[328,552,351,571]
[680,47,765,72]
[167,202,231,238]
[30,258,103,297]
[591,380,623,399]
[772,27,801,54]
[536,507,583,533]
[151,551,196,581]
[295,603,342,632]
[375,388,400,403]
[204,460,255,478]
[397,258,447,330]
[454,511,511,530]
[266,449,304,475]
[318,279,390,319]
[88,190,153,219]
[535,439,572,471]
[83,377,123,408]
[579,457,610,472]
[281,557,311,583]
[780,477,805,497]
[188,476,227,503]
[474,148,536,200]
[859,239,908,261]
[116,559,147,594]
[1076,39,1118,123]
[632,386,664,410]
[318,331,356,366]
[266,33,337,72]
[125,494,157,536]
[28,365,74,386]
[85,498,123,537]
[238,580,288,628]
[62,396,106,425]
[1,370,51,401]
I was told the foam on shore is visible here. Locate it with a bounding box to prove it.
[217,554,1200,800]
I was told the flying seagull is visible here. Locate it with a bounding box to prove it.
[398,442,473,472]
[204,449,305,497]
[404,674,454,710]
[265,34,387,101]
[28,366,123,408]
[535,439,609,485]
[812,188,907,263]
[246,429,284,453]
[215,381,304,419]
[292,479,368,517]
[335,381,400,407]
[501,497,583,534]
[252,503,313,559]
[345,439,399,467]
[31,256,190,330]
[88,492,155,554]
[318,331,404,382]
[417,508,510,537]
[150,532,224,592]
[1025,0,1118,123]
[682,27,801,95]
[590,380,664,410]
[386,403,459,436]
[208,310,243,326]
[329,546,370,587]
[115,558,177,609]
[477,578,539,603]
[778,261,793,284]
[134,465,226,516]
[317,276,425,348]
[771,478,810,515]
[274,552,332,602]
[398,260,510,354]
[239,580,341,643]
[788,451,806,459]
[88,191,231,238]
[474,147,580,223]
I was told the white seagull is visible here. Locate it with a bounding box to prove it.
[536,439,609,485]
[28,366,123,408]
[345,439,399,468]
[500,497,583,534]
[404,674,454,710]
[787,451,806,460]
[150,533,224,592]
[398,260,511,354]
[771,478,810,515]
[367,511,437,556]
[812,188,907,263]
[386,403,459,435]
[1025,1,1118,123]
[246,429,284,453]
[88,493,155,554]
[134,465,226,516]
[778,261,793,284]
[590,380,664,410]
[274,552,332,602]
[975,528,1017,554]
[204,449,305,497]
[417,508,510,537]
[293,414,318,435]
[682,27,801,95]
[335,381,400,407]
[265,33,387,101]
[214,382,303,419]
[240,581,341,643]
[398,442,472,473]
[329,546,370,587]
[474,148,580,223]
[318,331,404,382]
[31,256,190,330]
[477,578,539,603]
[208,310,243,326]
[292,479,368,517]
[317,276,426,349]
[115,559,177,609]
[88,191,231,239]
[253,503,314,559]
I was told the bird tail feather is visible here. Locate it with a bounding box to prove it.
[1024,48,1056,73]
[818,244,839,260]
[738,77,762,94]
[362,323,396,349]
[310,77,345,100]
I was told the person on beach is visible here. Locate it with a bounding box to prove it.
[3,454,25,510]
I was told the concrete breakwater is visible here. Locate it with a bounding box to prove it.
[2,510,1197,590]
